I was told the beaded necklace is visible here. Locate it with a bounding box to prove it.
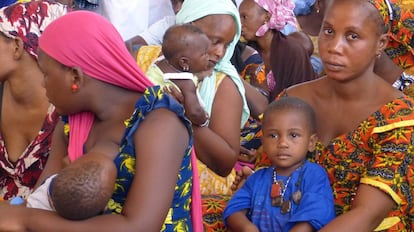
[270,163,305,214]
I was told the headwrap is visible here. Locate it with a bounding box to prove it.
[254,0,297,36]
[369,0,414,74]
[293,0,316,16]
[39,11,153,162]
[0,0,68,60]
[176,0,250,128]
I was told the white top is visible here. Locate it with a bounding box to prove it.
[140,15,176,45]
[95,0,174,40]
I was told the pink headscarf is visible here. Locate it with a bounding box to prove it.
[39,11,153,162]
[0,0,68,60]
[254,0,297,36]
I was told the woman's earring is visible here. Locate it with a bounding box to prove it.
[71,83,79,92]
[182,65,189,72]
[376,52,382,59]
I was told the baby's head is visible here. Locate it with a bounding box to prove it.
[49,155,117,220]
[162,24,211,74]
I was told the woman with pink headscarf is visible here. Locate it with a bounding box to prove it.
[240,0,317,118]
[0,10,198,232]
[0,0,67,201]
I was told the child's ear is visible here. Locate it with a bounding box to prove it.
[308,133,318,152]
[178,56,190,72]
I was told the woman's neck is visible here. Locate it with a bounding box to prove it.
[91,84,143,123]
[256,30,274,54]
[4,65,48,107]
[256,30,274,71]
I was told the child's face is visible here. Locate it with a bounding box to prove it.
[318,0,387,81]
[239,0,268,41]
[261,109,317,175]
[187,33,212,74]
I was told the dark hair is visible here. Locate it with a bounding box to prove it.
[263,96,317,133]
[162,24,206,61]
[50,160,113,220]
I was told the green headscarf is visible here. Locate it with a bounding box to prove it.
[176,0,249,128]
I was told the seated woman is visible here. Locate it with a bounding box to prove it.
[240,0,414,230]
[0,11,197,231]
[239,0,317,118]
[0,0,67,201]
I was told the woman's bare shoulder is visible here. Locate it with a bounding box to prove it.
[286,77,325,98]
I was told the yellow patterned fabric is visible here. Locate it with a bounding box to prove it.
[136,45,162,73]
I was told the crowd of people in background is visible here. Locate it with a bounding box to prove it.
[0,0,412,231]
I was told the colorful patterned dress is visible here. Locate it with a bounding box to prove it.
[104,87,194,232]
[257,96,414,231]
[0,105,59,200]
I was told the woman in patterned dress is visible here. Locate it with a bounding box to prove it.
[245,0,414,231]
[0,10,197,232]
[0,0,67,200]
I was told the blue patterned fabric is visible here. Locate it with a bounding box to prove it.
[105,86,194,231]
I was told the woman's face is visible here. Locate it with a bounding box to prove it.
[0,35,17,80]
[318,0,385,81]
[192,14,236,69]
[239,0,267,41]
[37,49,73,114]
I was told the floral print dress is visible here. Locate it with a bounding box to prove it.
[0,105,59,200]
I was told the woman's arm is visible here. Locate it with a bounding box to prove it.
[193,77,243,176]
[34,121,68,190]
[0,108,190,232]
[319,184,395,232]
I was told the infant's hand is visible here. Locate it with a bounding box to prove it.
[163,85,184,104]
